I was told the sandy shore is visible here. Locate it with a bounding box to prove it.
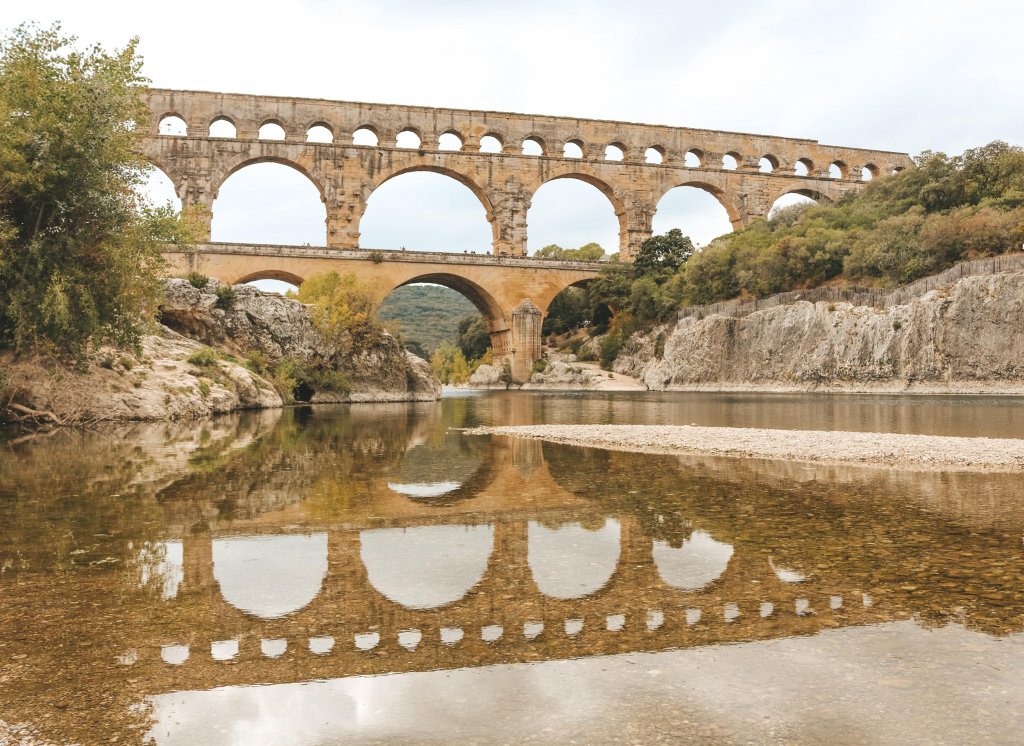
[464,424,1024,471]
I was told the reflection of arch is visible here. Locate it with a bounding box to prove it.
[653,531,734,591]
[213,533,328,619]
[528,518,621,599]
[392,272,507,331]
[363,166,499,249]
[359,524,494,609]
[234,269,305,286]
[386,431,499,506]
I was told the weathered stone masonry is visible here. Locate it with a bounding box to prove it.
[142,88,913,259]
[143,88,913,381]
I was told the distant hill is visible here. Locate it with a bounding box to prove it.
[378,284,478,356]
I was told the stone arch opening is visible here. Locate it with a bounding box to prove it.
[768,188,829,218]
[234,269,305,287]
[392,273,506,334]
[563,139,585,159]
[396,128,421,148]
[829,161,847,179]
[528,518,621,599]
[652,183,739,246]
[306,123,333,143]
[604,143,625,161]
[684,149,703,168]
[208,116,236,138]
[795,158,813,176]
[360,168,496,253]
[258,120,286,140]
[213,533,328,619]
[438,131,463,151]
[522,136,545,156]
[353,125,379,146]
[211,159,328,246]
[359,524,495,609]
[527,174,623,255]
[479,134,503,153]
[138,163,182,212]
[722,152,739,170]
[158,114,187,136]
[759,155,779,173]
[861,163,877,182]
[645,147,664,164]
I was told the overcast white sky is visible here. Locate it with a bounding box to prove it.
[6,0,1024,255]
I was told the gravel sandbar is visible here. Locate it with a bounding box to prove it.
[465,424,1024,471]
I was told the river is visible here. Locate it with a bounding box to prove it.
[2,391,1024,744]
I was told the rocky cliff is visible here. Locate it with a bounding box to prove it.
[614,271,1024,393]
[159,280,439,404]
[1,280,439,424]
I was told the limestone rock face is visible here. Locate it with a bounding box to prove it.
[2,329,282,422]
[160,279,334,362]
[160,279,440,403]
[614,272,1024,393]
[468,364,505,388]
[528,361,599,387]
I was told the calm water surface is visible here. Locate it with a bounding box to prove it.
[2,391,1024,744]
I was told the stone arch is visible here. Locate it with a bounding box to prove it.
[212,155,327,202]
[522,134,547,155]
[304,121,334,143]
[654,179,744,230]
[141,155,184,200]
[361,165,500,250]
[526,169,626,254]
[391,272,507,332]
[208,115,237,138]
[233,269,306,286]
[157,111,188,136]
[768,184,834,209]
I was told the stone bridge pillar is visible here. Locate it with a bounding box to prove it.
[621,197,655,261]
[492,299,543,383]
[180,182,215,243]
[326,191,364,249]
[491,182,530,256]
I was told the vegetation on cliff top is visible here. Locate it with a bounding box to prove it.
[0,24,193,358]
[543,142,1024,367]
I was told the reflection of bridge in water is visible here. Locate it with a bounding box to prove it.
[140,434,895,691]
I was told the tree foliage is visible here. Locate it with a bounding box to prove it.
[296,272,381,353]
[0,23,193,355]
[534,242,607,261]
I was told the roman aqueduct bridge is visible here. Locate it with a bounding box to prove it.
[142,88,913,380]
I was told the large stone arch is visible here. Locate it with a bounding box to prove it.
[234,269,306,286]
[768,183,836,209]
[141,156,186,200]
[210,154,329,202]
[526,168,629,253]
[359,165,500,252]
[391,272,508,333]
[652,179,745,231]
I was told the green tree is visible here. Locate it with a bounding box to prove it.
[0,24,193,355]
[456,315,490,360]
[534,242,606,261]
[296,272,380,352]
[633,228,694,276]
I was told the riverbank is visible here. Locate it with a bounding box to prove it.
[465,424,1024,471]
[613,270,1024,395]
[0,280,440,425]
